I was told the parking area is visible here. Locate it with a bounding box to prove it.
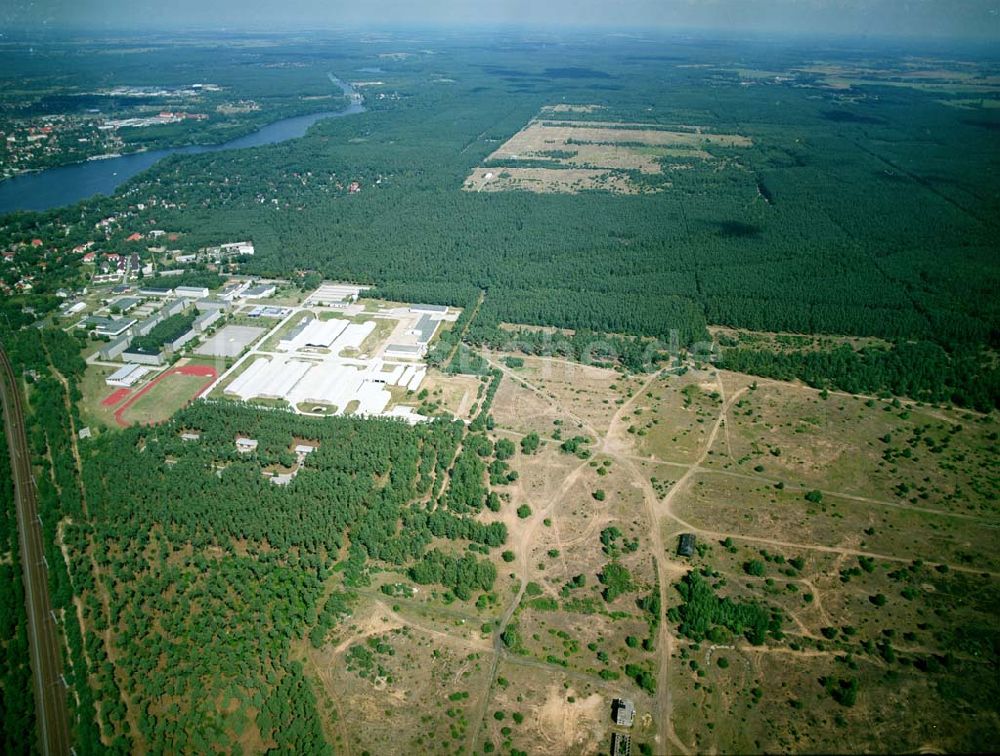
[194,325,265,358]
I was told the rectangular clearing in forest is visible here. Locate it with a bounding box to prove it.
[463,167,638,195]
[485,120,750,164]
[465,108,750,194]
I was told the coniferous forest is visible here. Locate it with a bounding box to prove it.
[0,31,998,753]
[3,32,996,404]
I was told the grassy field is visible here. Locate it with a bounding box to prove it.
[296,354,998,754]
[464,111,752,193]
[259,312,312,352]
[116,365,216,427]
[70,343,1000,754]
[702,377,999,517]
[418,372,483,421]
[351,316,395,357]
[78,362,139,431]
[21,31,1000,755]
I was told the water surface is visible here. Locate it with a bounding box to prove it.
[0,80,363,215]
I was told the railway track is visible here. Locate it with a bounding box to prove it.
[0,344,73,755]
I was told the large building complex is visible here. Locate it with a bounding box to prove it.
[277,318,375,353]
[224,353,425,419]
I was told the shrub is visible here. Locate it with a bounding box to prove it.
[598,562,634,602]
[744,560,766,577]
[825,677,859,707]
[495,438,516,461]
[520,432,540,455]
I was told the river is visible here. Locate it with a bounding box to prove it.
[0,77,364,215]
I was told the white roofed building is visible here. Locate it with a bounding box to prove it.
[243,283,276,299]
[278,318,348,352]
[385,343,426,359]
[105,363,149,387]
[175,285,210,298]
[409,303,448,314]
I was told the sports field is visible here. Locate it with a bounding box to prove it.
[114,364,217,427]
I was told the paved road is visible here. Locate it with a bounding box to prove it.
[0,345,73,755]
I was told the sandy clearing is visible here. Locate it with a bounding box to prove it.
[463,166,638,194]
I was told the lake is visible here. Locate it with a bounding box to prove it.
[0,79,364,215]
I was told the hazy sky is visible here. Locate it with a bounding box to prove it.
[5,0,1000,40]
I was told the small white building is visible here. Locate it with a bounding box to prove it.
[139,286,174,297]
[247,305,290,318]
[134,313,164,337]
[175,285,210,298]
[105,363,150,387]
[161,298,186,318]
[220,281,248,301]
[385,343,426,359]
[409,303,448,315]
[219,241,254,257]
[243,283,277,299]
[236,438,259,453]
[168,329,197,352]
[84,316,136,338]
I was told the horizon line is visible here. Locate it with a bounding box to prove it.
[1,23,998,48]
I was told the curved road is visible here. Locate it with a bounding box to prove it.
[0,345,72,755]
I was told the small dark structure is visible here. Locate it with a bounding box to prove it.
[610,732,631,756]
[612,698,635,727]
[677,533,696,558]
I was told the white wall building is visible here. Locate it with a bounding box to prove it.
[105,363,149,387]
[278,318,346,351]
[175,285,210,298]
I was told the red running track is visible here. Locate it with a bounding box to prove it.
[101,387,131,407]
[114,364,218,428]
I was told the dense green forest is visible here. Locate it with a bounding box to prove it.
[123,36,997,350]
[722,341,1000,412]
[0,328,503,749]
[0,384,37,754]
[65,397,512,749]
[142,271,224,290]
[2,32,998,405]
[129,311,195,354]
[0,31,998,753]
[2,328,98,750]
